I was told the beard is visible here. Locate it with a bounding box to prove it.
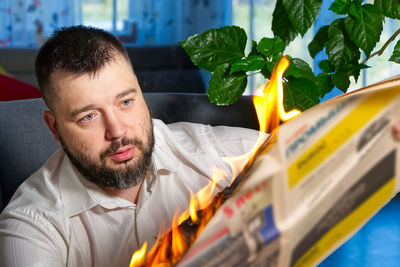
[59,121,155,190]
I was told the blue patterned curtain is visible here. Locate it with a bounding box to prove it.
[0,0,79,47]
[0,0,231,47]
[129,0,232,45]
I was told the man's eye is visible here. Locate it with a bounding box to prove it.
[82,113,95,121]
[122,99,132,107]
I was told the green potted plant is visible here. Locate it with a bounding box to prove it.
[180,0,400,111]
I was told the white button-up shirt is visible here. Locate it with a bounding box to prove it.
[0,119,259,267]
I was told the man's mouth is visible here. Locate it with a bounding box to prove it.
[109,146,135,162]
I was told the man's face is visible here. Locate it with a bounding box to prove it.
[44,55,154,190]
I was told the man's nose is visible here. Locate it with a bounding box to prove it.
[104,112,127,140]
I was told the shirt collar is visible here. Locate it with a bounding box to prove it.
[152,119,179,174]
[152,142,178,174]
[58,151,134,217]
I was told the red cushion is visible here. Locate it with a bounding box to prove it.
[0,74,42,101]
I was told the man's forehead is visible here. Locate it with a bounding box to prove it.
[50,54,133,84]
[51,67,137,95]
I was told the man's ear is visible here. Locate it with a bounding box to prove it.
[43,110,60,142]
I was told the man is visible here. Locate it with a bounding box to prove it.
[0,26,258,266]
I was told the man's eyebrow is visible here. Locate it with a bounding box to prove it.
[115,88,137,100]
[70,104,97,118]
[70,89,137,119]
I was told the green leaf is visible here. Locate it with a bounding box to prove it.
[179,26,247,71]
[230,55,266,74]
[283,77,320,111]
[207,63,248,105]
[344,4,383,57]
[389,40,400,63]
[284,58,315,81]
[343,63,369,81]
[329,0,363,18]
[329,0,350,14]
[258,37,286,59]
[332,71,350,92]
[260,61,274,79]
[308,25,329,58]
[347,2,362,18]
[326,19,360,71]
[248,40,259,57]
[330,0,363,17]
[316,72,334,97]
[374,0,400,19]
[319,60,334,73]
[272,0,298,45]
[282,0,322,36]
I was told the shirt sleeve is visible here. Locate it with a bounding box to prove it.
[0,208,66,267]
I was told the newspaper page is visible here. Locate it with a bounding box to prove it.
[177,76,400,267]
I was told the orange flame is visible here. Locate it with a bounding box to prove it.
[151,233,170,266]
[145,236,162,266]
[176,167,226,226]
[129,242,147,267]
[129,168,226,266]
[254,56,300,133]
[129,56,301,266]
[171,212,188,263]
[197,166,226,209]
[224,56,301,178]
[189,192,198,223]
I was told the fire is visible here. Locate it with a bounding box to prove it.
[189,192,198,223]
[129,56,300,266]
[129,242,147,266]
[254,56,300,132]
[129,168,226,267]
[171,213,188,263]
[225,56,301,178]
[196,167,226,209]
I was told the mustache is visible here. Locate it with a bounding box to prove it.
[100,137,143,161]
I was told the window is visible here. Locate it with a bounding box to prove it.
[82,0,129,33]
[233,0,313,95]
[81,0,137,43]
[0,0,230,47]
[81,0,233,45]
[232,0,400,98]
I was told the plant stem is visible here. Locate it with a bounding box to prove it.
[361,28,400,64]
[246,71,262,77]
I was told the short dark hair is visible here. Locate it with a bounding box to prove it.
[35,25,131,110]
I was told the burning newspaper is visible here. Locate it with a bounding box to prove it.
[177,76,400,267]
[129,56,399,266]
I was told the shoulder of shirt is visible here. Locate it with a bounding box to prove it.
[151,118,260,155]
[1,148,66,220]
[152,119,212,152]
[153,118,257,137]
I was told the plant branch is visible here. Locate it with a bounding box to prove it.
[246,71,262,77]
[361,28,400,64]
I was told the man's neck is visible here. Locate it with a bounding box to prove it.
[101,174,146,204]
